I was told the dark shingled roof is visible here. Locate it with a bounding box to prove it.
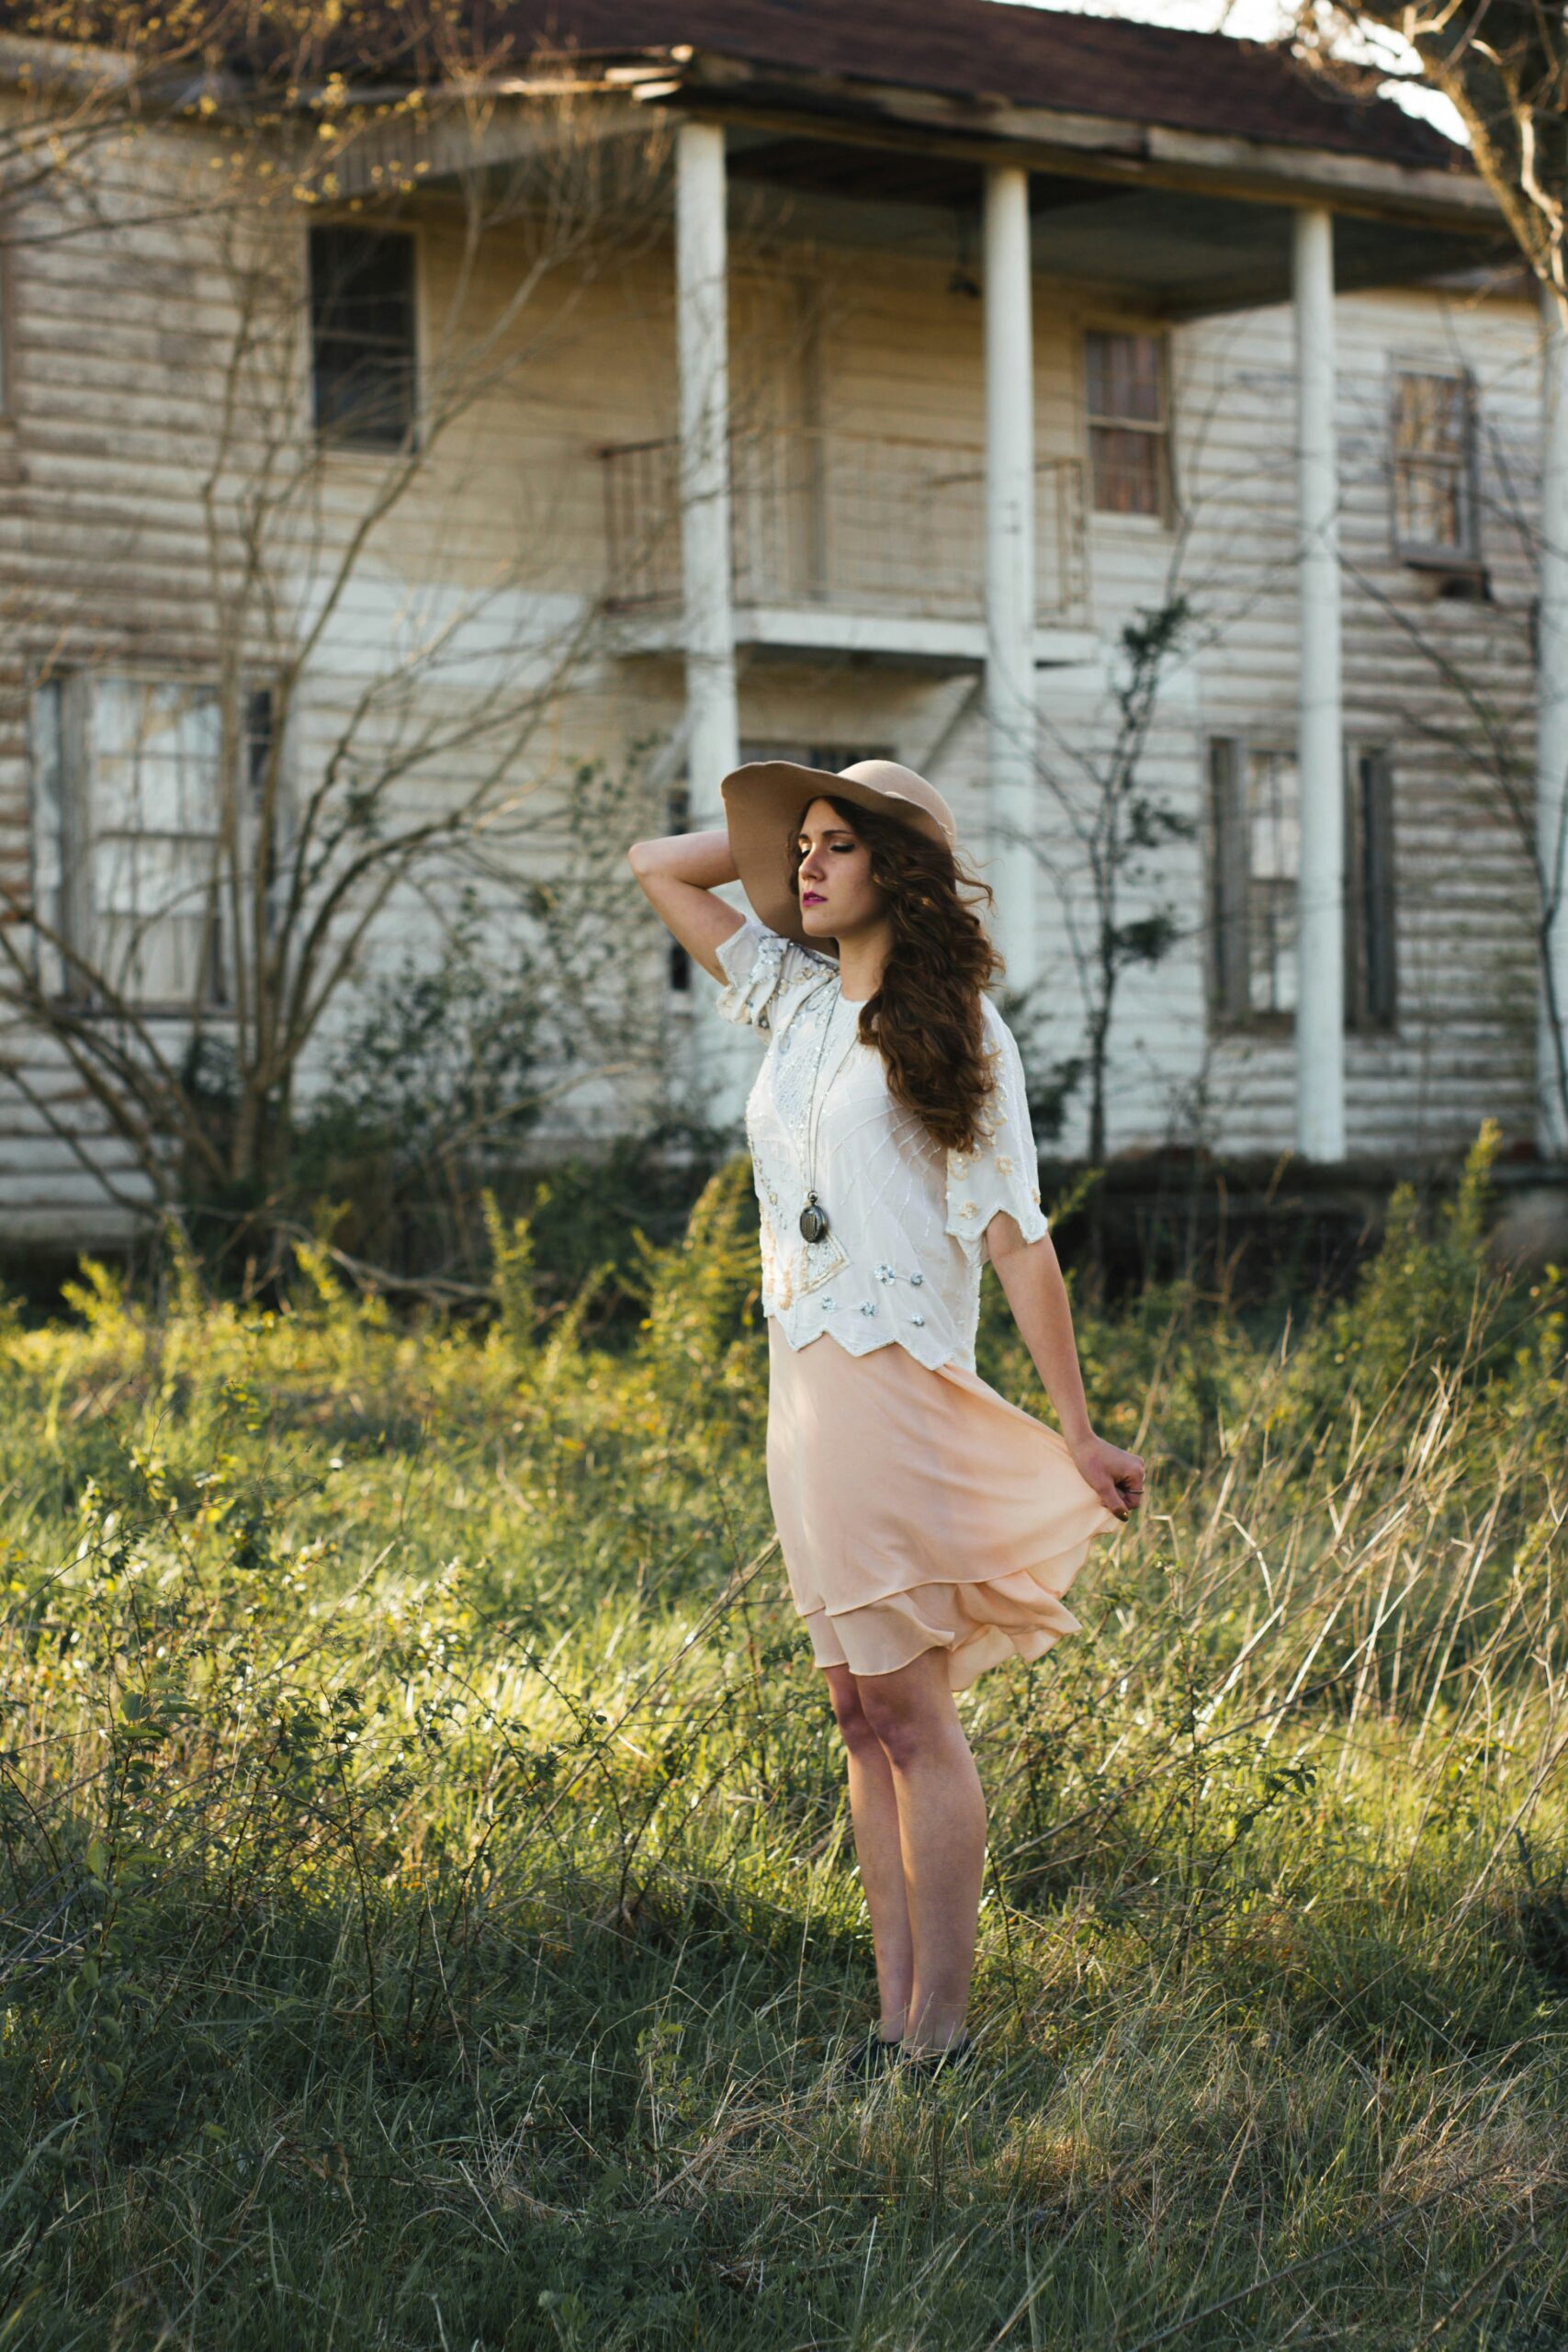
[473,0,1467,175]
[0,0,1468,177]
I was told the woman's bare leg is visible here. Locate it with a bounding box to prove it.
[822,1665,913,2038]
[854,1646,985,2052]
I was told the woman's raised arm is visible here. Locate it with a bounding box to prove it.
[626,828,747,984]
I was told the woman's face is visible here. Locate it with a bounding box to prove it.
[795,798,883,943]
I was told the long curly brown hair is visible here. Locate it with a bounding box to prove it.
[788,793,1002,1154]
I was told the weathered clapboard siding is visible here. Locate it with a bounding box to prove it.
[1165,288,1540,1157]
[0,85,1547,1238]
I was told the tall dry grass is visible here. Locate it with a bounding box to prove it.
[0,1125,1564,2348]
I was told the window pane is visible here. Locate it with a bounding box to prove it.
[90,680,226,1010]
[1394,460,1467,553]
[1247,750,1299,1017]
[1392,371,1473,555]
[1086,331,1163,424]
[95,834,220,1005]
[96,679,220,835]
[1394,372,1467,461]
[1089,425,1162,515]
[310,224,417,450]
[98,910,215,1007]
[1086,334,1167,515]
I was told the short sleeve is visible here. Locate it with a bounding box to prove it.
[714,915,836,1032]
[944,1001,1049,1256]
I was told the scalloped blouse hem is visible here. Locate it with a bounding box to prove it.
[764,1314,979,1376]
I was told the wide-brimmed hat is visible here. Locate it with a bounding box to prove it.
[719,758,958,947]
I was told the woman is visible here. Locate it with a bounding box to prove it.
[628,756,1144,2079]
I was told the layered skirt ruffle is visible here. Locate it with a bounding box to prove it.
[765,1318,1118,1691]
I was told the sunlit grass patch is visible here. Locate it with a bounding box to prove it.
[2,1130,1566,2346]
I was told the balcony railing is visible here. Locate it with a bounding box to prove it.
[600,427,1088,627]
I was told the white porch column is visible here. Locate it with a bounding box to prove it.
[675,119,743,1115]
[984,164,1038,998]
[1537,285,1568,1153]
[1292,205,1346,1161]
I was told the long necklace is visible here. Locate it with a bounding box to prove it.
[797,989,843,1243]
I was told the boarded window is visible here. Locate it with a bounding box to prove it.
[1085,331,1168,517]
[28,676,276,1014]
[309,223,417,451]
[1392,369,1477,561]
[1208,738,1395,1032]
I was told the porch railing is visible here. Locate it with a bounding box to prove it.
[599,427,1088,626]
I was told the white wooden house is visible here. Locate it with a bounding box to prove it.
[0,0,1562,1245]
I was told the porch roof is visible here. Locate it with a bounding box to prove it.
[471,2,1512,300]
[476,0,1463,180]
[2,0,1487,221]
[0,0,1510,304]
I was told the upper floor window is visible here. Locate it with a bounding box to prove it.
[309,222,418,452]
[29,674,276,1013]
[1392,368,1478,565]
[1207,736,1395,1033]
[1084,330,1169,518]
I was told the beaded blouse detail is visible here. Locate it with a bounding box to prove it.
[715,915,1049,1372]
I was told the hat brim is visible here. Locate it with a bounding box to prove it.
[719,761,952,949]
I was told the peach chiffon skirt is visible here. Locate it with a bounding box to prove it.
[765,1319,1119,1691]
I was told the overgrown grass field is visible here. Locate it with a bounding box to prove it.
[3,1133,1566,2349]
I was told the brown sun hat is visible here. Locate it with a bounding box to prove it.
[719,758,959,948]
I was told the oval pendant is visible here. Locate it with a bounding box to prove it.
[798,1195,829,1243]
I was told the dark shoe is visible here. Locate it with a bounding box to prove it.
[832,2029,903,2085]
[897,2034,976,2083]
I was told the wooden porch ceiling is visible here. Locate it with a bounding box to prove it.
[724,131,1513,316]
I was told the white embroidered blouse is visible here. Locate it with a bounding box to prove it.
[714,915,1049,1373]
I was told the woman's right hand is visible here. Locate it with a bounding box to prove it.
[1068,1430,1145,1521]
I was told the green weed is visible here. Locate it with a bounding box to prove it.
[0,1135,1564,2348]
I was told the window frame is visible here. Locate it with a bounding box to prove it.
[307,218,423,457]
[28,669,284,1021]
[1205,731,1398,1039]
[1389,363,1481,571]
[1080,323,1174,526]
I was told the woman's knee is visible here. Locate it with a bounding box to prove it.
[824,1668,881,1758]
[855,1659,953,1769]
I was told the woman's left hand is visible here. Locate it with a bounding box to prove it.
[1069,1432,1145,1522]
